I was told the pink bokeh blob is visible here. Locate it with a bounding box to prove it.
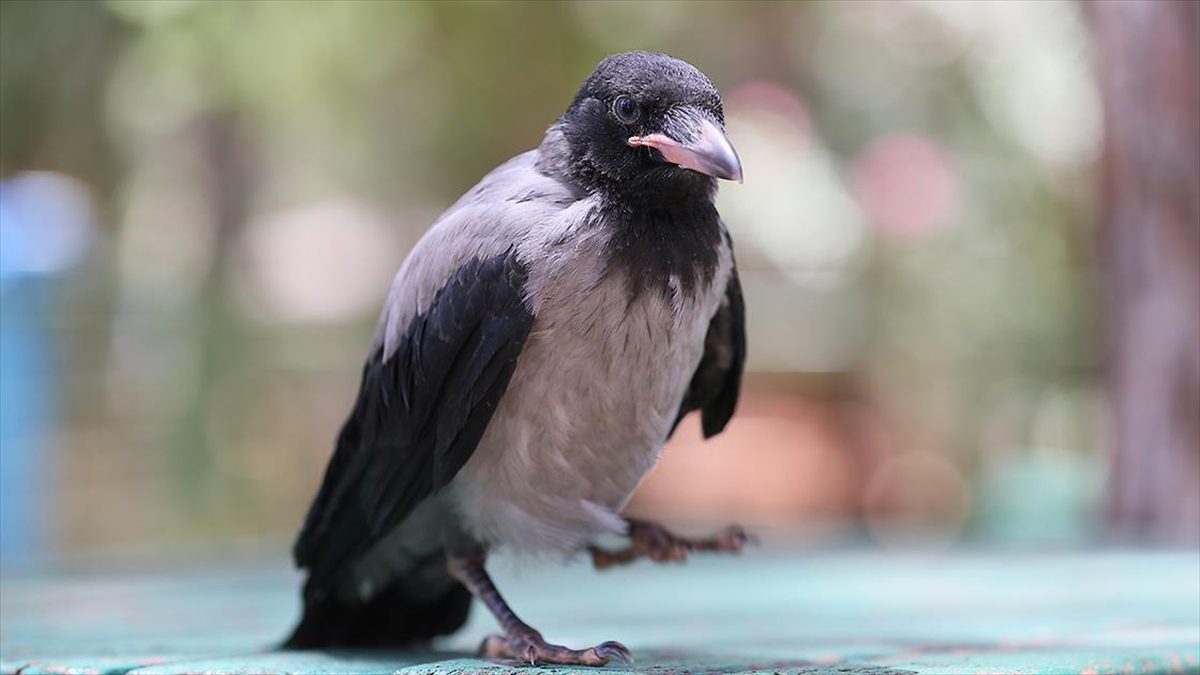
[852,134,960,239]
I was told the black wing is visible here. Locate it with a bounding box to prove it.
[293,251,534,594]
[671,265,747,439]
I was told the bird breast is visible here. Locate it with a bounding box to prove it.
[449,223,732,556]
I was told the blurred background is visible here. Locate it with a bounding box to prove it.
[1,0,1196,568]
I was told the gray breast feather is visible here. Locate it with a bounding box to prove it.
[449,237,734,555]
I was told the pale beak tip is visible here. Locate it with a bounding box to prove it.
[716,154,744,184]
[726,154,745,184]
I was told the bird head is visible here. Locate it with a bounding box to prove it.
[553,52,742,201]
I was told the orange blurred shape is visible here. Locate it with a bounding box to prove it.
[862,450,971,549]
[626,389,852,526]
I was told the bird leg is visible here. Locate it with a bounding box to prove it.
[446,555,631,666]
[590,518,752,569]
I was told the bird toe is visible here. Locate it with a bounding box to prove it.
[595,640,634,665]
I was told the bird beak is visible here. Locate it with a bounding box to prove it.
[628,110,744,183]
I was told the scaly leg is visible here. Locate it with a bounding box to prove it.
[590,518,752,570]
[447,555,632,666]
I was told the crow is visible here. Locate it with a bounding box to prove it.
[286,51,747,666]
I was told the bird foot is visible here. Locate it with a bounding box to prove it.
[591,519,753,569]
[479,630,632,666]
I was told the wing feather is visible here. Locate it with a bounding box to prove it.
[293,250,533,593]
[671,263,747,439]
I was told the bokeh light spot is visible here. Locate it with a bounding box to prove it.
[235,200,402,324]
[852,134,959,240]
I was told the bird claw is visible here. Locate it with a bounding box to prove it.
[696,524,755,552]
[480,632,632,666]
[592,640,634,665]
[590,520,755,570]
[634,520,753,557]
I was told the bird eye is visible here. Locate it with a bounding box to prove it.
[613,96,640,124]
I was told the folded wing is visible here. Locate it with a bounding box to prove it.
[672,263,747,439]
[293,250,534,596]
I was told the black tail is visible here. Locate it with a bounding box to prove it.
[283,565,472,649]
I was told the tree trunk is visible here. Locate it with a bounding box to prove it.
[1091,0,1200,543]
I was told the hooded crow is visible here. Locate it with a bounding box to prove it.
[285,51,747,666]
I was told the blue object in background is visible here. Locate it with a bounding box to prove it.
[0,172,95,563]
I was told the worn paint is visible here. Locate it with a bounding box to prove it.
[1,551,1197,674]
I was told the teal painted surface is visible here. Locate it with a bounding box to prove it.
[1,551,1197,674]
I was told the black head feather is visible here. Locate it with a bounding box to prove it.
[549,51,727,203]
[538,52,735,299]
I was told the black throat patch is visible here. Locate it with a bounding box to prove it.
[599,196,725,302]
